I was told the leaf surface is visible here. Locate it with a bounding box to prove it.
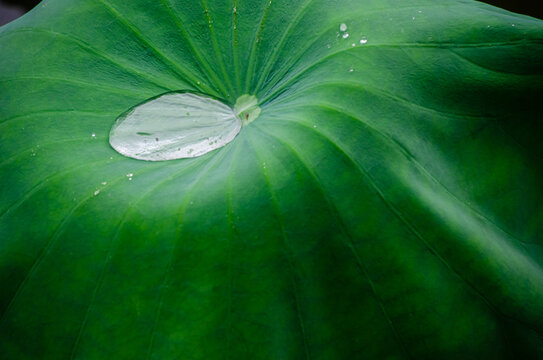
[1,0,542,358]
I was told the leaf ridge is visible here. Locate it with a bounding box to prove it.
[261,118,531,329]
[0,76,144,97]
[253,0,317,93]
[292,102,534,249]
[70,157,215,359]
[160,0,229,97]
[0,158,119,223]
[0,162,133,327]
[144,146,233,359]
[252,125,413,359]
[96,0,219,97]
[260,39,543,104]
[222,138,245,359]
[243,0,273,93]
[201,0,236,98]
[0,137,103,169]
[268,80,501,120]
[246,130,313,360]
[0,27,175,91]
[0,110,113,129]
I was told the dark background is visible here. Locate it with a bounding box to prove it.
[0,0,542,26]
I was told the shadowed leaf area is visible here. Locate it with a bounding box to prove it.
[0,0,542,358]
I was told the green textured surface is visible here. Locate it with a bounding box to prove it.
[1,0,543,358]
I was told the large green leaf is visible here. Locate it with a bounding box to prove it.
[1,0,542,358]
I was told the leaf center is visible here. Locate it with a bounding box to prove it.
[234,94,262,126]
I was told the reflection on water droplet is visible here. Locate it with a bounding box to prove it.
[313,124,317,128]
[127,173,133,177]
[91,133,96,138]
[101,181,107,185]
[94,190,100,196]
[349,67,354,72]
[351,43,355,47]
[110,92,244,161]
[342,33,349,39]
[340,23,347,32]
[360,37,368,44]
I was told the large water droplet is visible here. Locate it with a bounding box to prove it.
[340,23,347,32]
[109,92,243,161]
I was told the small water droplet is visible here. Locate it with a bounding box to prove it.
[101,181,107,185]
[94,190,100,196]
[342,33,349,39]
[91,133,96,138]
[327,44,331,48]
[412,16,415,20]
[351,43,355,47]
[360,37,368,44]
[511,23,515,27]
[349,67,354,72]
[340,23,347,32]
[127,173,133,177]
[313,124,317,128]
